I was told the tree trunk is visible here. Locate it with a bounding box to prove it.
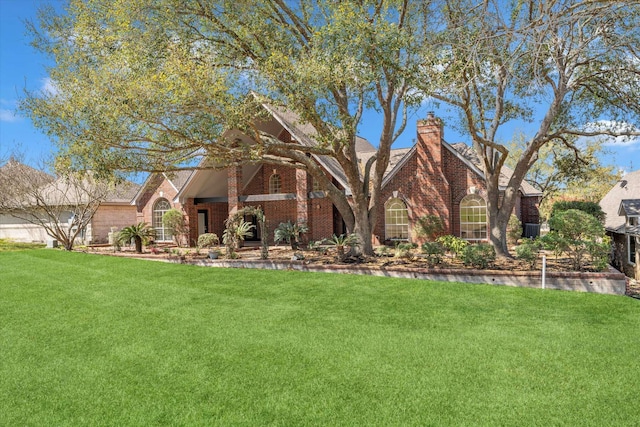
[488,211,510,258]
[486,180,511,258]
[134,236,143,253]
[352,204,374,256]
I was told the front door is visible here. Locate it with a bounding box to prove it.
[197,210,208,236]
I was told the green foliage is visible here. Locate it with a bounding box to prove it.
[162,208,187,247]
[118,222,155,254]
[462,244,496,269]
[550,201,605,225]
[516,240,541,269]
[197,233,219,249]
[326,234,359,259]
[394,242,417,259]
[421,242,445,267]
[222,219,255,259]
[547,209,609,271]
[506,136,622,221]
[436,235,469,257]
[274,221,309,250]
[413,215,446,241]
[507,215,523,244]
[0,238,45,251]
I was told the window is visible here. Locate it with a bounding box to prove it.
[153,198,172,241]
[630,217,638,226]
[460,194,487,241]
[629,235,636,265]
[385,198,409,240]
[269,174,281,194]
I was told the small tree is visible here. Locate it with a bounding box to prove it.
[547,209,609,271]
[162,208,188,247]
[549,201,606,225]
[118,222,155,253]
[274,221,309,250]
[0,159,112,251]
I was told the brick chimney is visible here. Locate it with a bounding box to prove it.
[416,111,444,175]
[413,112,452,236]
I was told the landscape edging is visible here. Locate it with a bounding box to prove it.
[179,258,627,295]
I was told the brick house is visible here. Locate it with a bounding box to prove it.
[133,107,541,246]
[0,159,139,243]
[600,171,640,278]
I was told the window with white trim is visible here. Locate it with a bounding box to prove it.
[628,235,636,265]
[269,174,281,194]
[460,194,487,241]
[385,198,409,240]
[153,198,172,241]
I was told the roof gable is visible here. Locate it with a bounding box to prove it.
[601,170,640,232]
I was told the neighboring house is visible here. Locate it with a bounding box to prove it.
[0,160,139,244]
[600,171,640,278]
[134,106,542,247]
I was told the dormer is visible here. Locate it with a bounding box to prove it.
[618,199,640,228]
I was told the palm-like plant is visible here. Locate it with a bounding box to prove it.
[222,219,255,258]
[274,221,309,250]
[118,222,156,253]
[326,233,359,259]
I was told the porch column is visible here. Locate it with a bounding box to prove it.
[228,166,243,215]
[296,169,309,225]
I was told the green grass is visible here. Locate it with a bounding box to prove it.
[1,249,639,426]
[0,238,45,251]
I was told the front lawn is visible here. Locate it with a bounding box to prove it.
[1,250,638,425]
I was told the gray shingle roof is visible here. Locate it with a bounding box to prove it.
[619,199,640,217]
[449,143,541,196]
[600,170,640,232]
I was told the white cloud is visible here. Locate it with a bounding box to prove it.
[584,120,640,147]
[0,109,20,122]
[41,77,59,96]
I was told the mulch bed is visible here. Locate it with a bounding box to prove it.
[85,244,637,297]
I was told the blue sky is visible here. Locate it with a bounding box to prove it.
[0,0,636,175]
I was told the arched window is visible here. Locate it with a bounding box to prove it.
[385,198,409,240]
[269,174,281,194]
[460,194,487,241]
[153,198,172,241]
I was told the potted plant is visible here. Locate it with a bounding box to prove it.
[197,233,220,259]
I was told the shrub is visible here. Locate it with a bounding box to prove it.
[413,214,446,241]
[515,240,540,268]
[197,233,219,249]
[162,209,188,247]
[274,221,309,250]
[222,219,255,258]
[326,234,358,259]
[394,242,417,259]
[118,222,156,254]
[547,209,608,270]
[421,241,445,267]
[588,236,612,272]
[550,200,605,225]
[462,244,496,269]
[436,235,468,257]
[507,215,523,245]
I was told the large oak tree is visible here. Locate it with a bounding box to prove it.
[22,0,640,256]
[23,0,436,255]
[426,0,640,255]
